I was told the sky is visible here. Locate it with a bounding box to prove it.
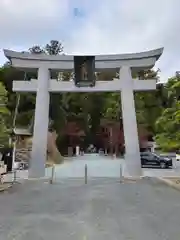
[0,0,180,82]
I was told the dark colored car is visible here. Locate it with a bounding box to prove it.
[140,152,173,169]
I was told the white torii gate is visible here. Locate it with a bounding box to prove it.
[4,48,163,178]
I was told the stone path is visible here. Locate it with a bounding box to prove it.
[46,154,123,179]
[4,154,180,182]
[0,178,180,239]
[45,154,180,180]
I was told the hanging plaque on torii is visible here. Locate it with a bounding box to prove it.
[74,56,96,87]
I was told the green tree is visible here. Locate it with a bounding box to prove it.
[155,101,180,151]
[102,69,162,135]
[29,40,63,55]
[0,82,10,146]
[134,87,164,135]
[0,64,36,128]
[45,40,63,55]
[29,45,45,54]
[155,77,180,151]
[165,77,180,106]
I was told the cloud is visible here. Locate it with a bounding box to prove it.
[65,0,180,80]
[0,0,69,46]
[1,0,180,80]
[73,0,179,52]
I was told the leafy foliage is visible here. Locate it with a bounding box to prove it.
[0,82,10,146]
[155,77,180,151]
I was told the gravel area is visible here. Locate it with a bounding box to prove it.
[0,178,180,239]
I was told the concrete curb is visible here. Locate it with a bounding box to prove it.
[26,177,51,182]
[123,176,150,181]
[157,177,180,191]
[0,183,13,192]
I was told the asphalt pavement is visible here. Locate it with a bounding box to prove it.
[0,178,180,239]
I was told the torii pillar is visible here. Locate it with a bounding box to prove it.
[29,67,50,178]
[120,66,142,177]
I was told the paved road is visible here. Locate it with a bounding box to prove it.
[0,178,180,239]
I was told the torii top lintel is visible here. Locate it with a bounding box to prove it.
[3,48,163,71]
